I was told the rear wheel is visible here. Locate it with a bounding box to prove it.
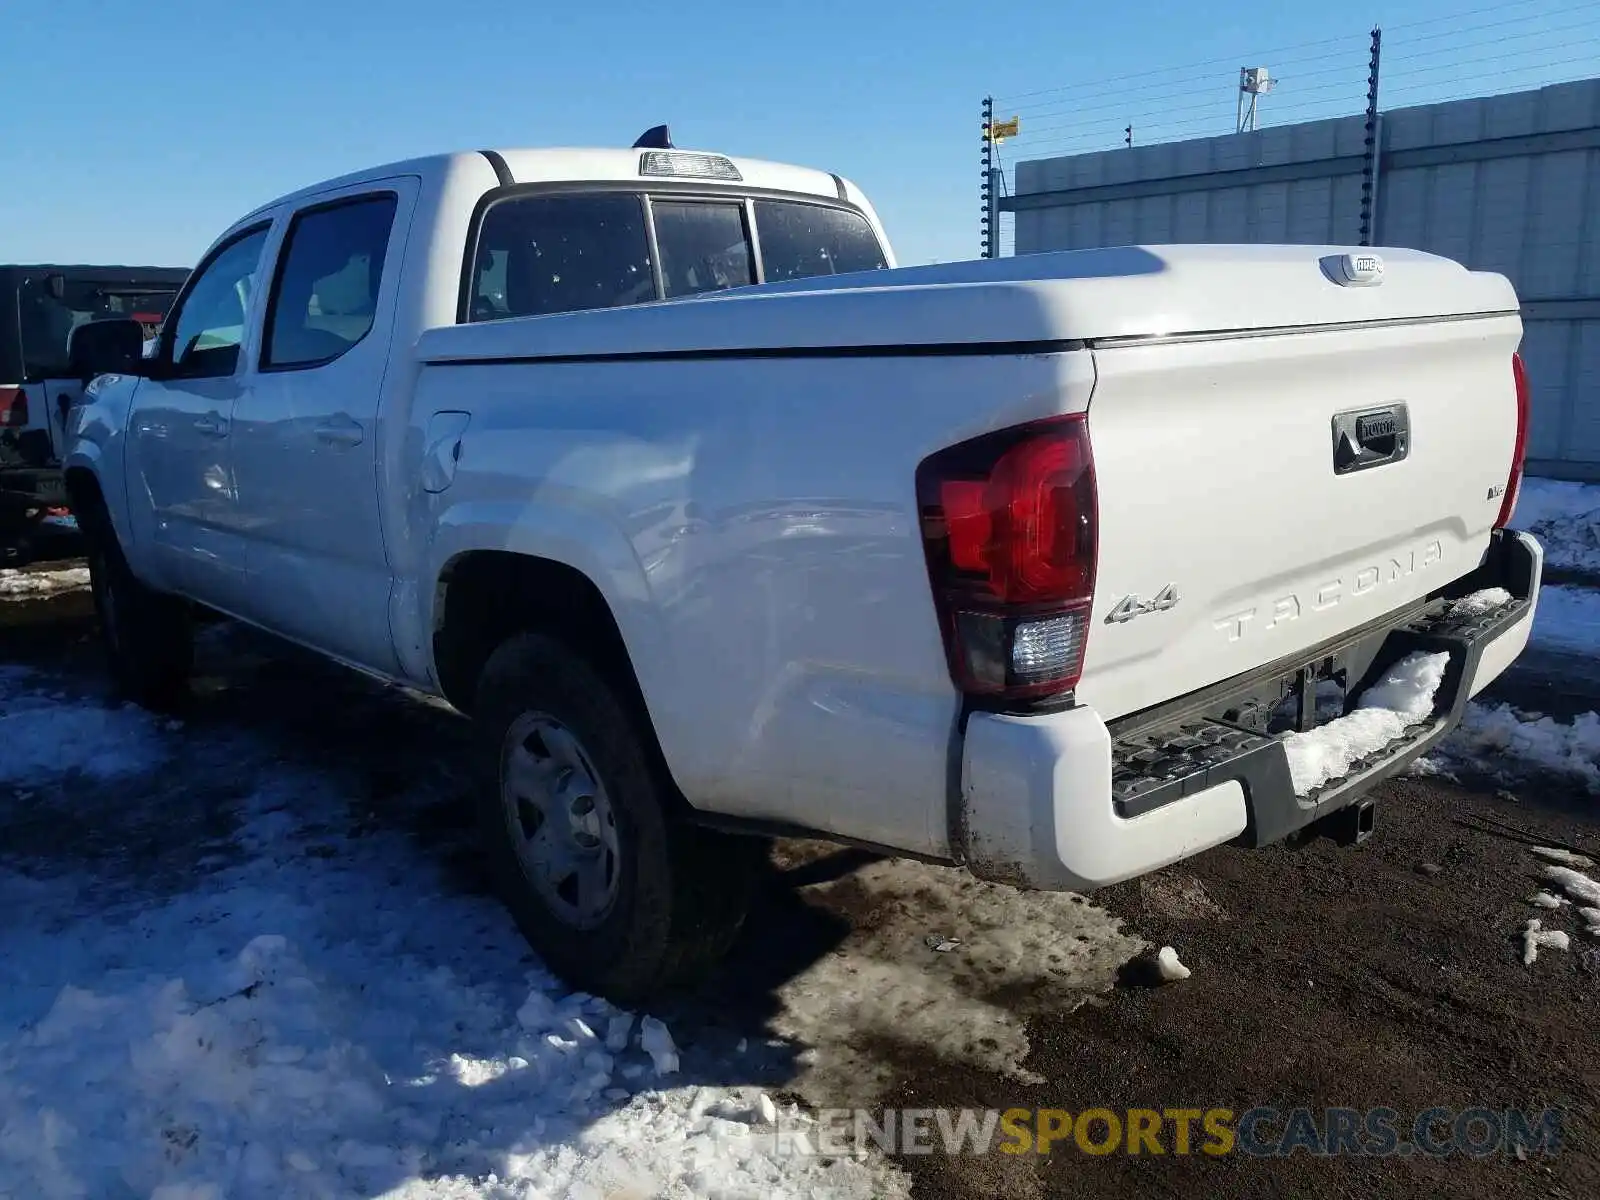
[475,632,758,1002]
[83,510,192,709]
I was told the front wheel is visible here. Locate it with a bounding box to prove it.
[84,517,193,709]
[474,632,759,1002]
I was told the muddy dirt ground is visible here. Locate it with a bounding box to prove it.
[876,776,1600,1199]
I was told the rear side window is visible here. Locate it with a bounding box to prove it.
[753,201,887,281]
[472,194,654,320]
[652,201,754,298]
[264,194,398,369]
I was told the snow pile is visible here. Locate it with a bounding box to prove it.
[1536,865,1600,939]
[1530,584,1600,656]
[1155,946,1190,983]
[1283,651,1449,795]
[1451,587,1514,617]
[1532,846,1594,869]
[1542,865,1600,907]
[1428,704,1600,794]
[0,566,90,598]
[0,932,882,1199]
[764,858,1140,1107]
[1522,918,1569,966]
[1513,478,1600,577]
[0,667,173,785]
[0,672,908,1198]
[1529,891,1564,909]
[637,1015,680,1076]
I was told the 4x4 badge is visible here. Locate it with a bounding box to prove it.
[1106,584,1181,624]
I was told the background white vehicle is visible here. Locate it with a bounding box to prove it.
[65,135,1542,999]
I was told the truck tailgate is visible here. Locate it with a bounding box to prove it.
[1078,311,1524,723]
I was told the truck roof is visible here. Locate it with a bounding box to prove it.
[241,147,853,225]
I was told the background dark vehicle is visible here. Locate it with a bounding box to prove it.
[1,264,189,563]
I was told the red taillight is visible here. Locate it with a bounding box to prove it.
[917,414,1098,701]
[1496,352,1531,529]
[0,387,27,428]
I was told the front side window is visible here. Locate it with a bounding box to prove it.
[753,201,887,282]
[166,226,271,378]
[264,194,398,369]
[652,201,754,298]
[471,194,654,320]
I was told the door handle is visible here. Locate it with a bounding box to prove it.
[1331,405,1410,475]
[314,417,364,448]
[193,412,228,437]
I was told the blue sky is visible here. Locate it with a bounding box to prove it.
[2,0,1596,268]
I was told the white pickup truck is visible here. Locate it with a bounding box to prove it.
[65,136,1543,1000]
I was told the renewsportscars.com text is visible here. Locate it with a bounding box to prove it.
[773,1106,1565,1159]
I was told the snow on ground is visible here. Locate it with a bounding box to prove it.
[0,666,908,1199]
[0,666,172,786]
[1425,704,1600,794]
[761,857,1141,1108]
[1532,846,1594,869]
[1542,865,1600,907]
[0,566,90,598]
[1283,651,1449,794]
[1522,918,1569,966]
[1530,584,1600,657]
[1514,478,1600,578]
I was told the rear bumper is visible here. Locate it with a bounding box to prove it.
[0,466,69,517]
[959,529,1543,891]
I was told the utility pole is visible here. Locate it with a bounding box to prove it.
[1359,27,1384,246]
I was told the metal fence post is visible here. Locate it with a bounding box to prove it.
[1359,26,1383,246]
[981,95,995,258]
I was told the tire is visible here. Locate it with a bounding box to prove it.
[1,506,35,568]
[474,632,758,1002]
[83,508,193,710]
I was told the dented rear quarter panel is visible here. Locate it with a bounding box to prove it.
[409,347,1099,858]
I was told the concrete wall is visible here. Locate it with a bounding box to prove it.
[1005,80,1600,480]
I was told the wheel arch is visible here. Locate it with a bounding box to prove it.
[64,464,108,534]
[431,549,685,808]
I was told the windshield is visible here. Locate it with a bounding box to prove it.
[16,276,180,379]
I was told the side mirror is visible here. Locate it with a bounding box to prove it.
[67,318,148,381]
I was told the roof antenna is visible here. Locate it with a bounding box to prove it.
[633,125,673,150]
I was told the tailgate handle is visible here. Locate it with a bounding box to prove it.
[1332,405,1409,476]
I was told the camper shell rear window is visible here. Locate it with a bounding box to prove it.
[463,186,886,323]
